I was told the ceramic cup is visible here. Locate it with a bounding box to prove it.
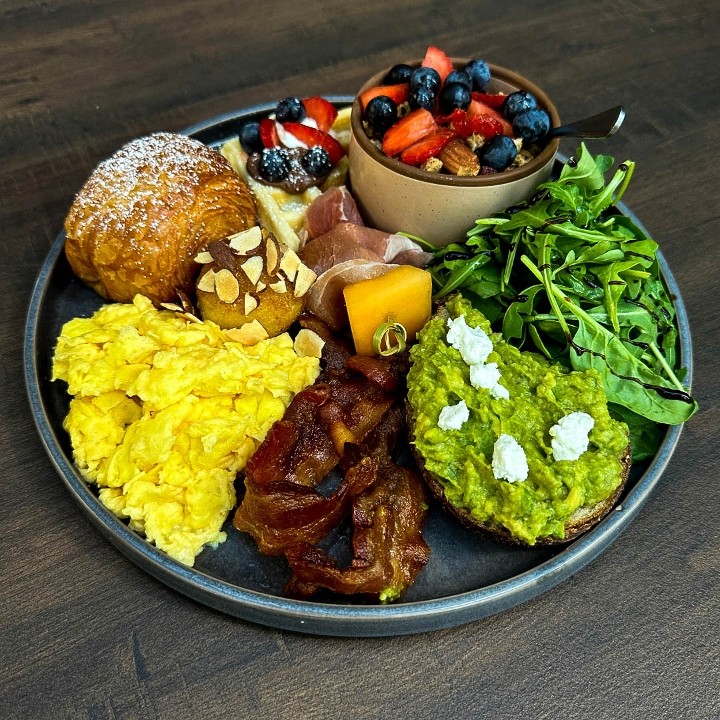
[349,61,560,247]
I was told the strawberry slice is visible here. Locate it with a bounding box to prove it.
[302,96,338,133]
[472,92,508,110]
[442,109,504,139]
[421,45,454,83]
[400,127,456,165]
[281,122,345,164]
[381,108,438,157]
[468,99,514,136]
[259,117,280,148]
[359,83,410,111]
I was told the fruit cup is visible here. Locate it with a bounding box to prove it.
[349,60,561,247]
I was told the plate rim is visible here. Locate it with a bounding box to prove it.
[23,100,693,637]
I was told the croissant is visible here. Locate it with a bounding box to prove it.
[64,132,257,304]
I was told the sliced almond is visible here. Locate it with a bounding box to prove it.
[225,319,269,345]
[279,248,301,282]
[244,292,258,315]
[160,302,184,313]
[215,268,240,304]
[228,226,263,254]
[293,263,317,298]
[208,240,238,273]
[241,255,264,286]
[197,269,217,293]
[256,281,266,292]
[265,236,279,275]
[293,328,325,358]
[194,251,214,264]
[269,278,287,294]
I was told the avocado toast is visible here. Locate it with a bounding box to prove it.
[406,295,631,546]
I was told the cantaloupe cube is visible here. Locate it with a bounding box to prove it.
[343,266,432,356]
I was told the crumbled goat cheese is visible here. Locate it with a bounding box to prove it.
[492,434,529,483]
[469,361,509,399]
[438,400,470,431]
[446,315,493,366]
[550,411,595,461]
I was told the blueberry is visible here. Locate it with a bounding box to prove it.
[438,82,471,114]
[275,96,306,123]
[445,69,472,90]
[410,66,441,94]
[512,108,550,143]
[239,121,263,153]
[477,135,518,171]
[301,146,332,176]
[409,85,436,111]
[363,95,398,138]
[384,63,413,84]
[503,91,537,119]
[464,58,492,91]
[258,148,290,182]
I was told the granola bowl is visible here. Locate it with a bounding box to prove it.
[348,61,561,247]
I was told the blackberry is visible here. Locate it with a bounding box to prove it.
[258,148,290,182]
[301,146,332,176]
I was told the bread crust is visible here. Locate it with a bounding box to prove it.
[64,132,257,304]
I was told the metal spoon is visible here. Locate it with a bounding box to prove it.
[549,105,626,139]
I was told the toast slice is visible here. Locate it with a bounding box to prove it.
[406,298,632,546]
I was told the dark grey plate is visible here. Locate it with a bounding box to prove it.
[24,98,693,636]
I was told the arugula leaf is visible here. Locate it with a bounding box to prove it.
[426,143,697,455]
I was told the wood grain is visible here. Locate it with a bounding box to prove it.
[2,1,718,718]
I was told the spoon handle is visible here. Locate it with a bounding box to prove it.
[550,105,626,139]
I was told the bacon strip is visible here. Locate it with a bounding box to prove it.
[233,342,430,600]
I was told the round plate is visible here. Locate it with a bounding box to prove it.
[24,98,693,637]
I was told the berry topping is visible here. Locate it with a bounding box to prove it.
[259,117,280,148]
[381,108,438,157]
[421,45,454,83]
[464,58,492,91]
[471,91,508,109]
[445,69,472,89]
[359,83,410,111]
[302,96,338,132]
[239,121,264,153]
[410,66,441,94]
[384,63,413,85]
[301,146,332,176]
[512,108,550,143]
[364,95,399,137]
[409,85,436,111]
[282,122,345,164]
[275,97,306,123]
[477,135,518,170]
[503,91,538,119]
[258,148,290,182]
[400,128,456,166]
[438,82,472,115]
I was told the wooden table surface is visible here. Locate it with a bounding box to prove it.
[2,1,718,718]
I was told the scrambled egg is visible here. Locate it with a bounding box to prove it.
[52,295,321,566]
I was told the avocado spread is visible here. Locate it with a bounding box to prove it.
[407,295,629,545]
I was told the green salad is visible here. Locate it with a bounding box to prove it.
[422,144,697,459]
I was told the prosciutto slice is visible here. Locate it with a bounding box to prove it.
[300,221,432,275]
[303,186,364,241]
[305,259,396,331]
